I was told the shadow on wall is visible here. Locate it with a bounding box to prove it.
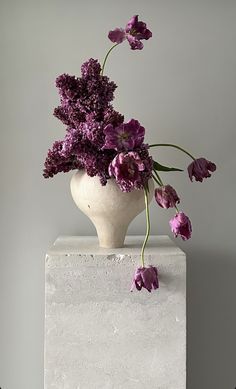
[187,248,236,389]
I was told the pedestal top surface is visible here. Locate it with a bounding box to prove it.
[47,235,185,256]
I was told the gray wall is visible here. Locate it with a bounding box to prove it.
[0,0,235,388]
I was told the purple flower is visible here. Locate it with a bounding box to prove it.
[169,212,192,241]
[103,119,145,151]
[188,158,216,182]
[155,185,180,209]
[108,28,126,44]
[109,151,146,192]
[125,15,152,50]
[108,15,152,50]
[130,266,159,292]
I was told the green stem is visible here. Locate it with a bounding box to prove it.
[153,170,164,186]
[101,43,119,76]
[152,173,162,186]
[141,186,150,268]
[149,143,195,160]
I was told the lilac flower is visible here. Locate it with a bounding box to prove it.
[169,212,192,241]
[155,185,180,209]
[44,57,126,182]
[103,108,124,128]
[81,58,101,78]
[54,59,117,125]
[109,151,148,192]
[43,121,117,184]
[188,158,216,182]
[60,127,83,158]
[54,105,85,127]
[130,266,159,292]
[55,73,81,102]
[108,15,152,50]
[43,140,81,178]
[103,119,145,151]
[81,113,105,148]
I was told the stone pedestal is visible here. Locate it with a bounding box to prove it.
[45,236,186,389]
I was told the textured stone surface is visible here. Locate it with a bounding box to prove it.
[45,236,186,389]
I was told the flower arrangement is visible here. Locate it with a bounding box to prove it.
[44,15,216,292]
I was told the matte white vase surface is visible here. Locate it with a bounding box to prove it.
[70,170,154,248]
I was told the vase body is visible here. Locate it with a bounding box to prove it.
[70,170,154,248]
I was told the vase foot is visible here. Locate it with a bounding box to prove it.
[92,220,127,248]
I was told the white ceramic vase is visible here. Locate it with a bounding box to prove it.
[70,170,154,248]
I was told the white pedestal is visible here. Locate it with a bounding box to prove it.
[45,236,186,389]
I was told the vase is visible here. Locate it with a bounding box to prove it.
[70,170,154,248]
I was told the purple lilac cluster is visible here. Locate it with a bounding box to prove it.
[43,58,153,189]
[43,14,153,188]
[44,58,151,186]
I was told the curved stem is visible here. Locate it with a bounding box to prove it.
[175,205,179,213]
[101,43,119,76]
[149,143,195,160]
[141,186,150,268]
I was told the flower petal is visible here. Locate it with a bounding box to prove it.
[126,34,144,50]
[108,28,126,44]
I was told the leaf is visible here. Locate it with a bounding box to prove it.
[153,161,183,172]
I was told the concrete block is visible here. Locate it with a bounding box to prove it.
[45,236,186,389]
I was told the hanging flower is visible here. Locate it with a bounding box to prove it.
[169,212,192,241]
[130,266,159,292]
[103,119,145,151]
[155,185,180,209]
[108,15,152,50]
[188,158,216,182]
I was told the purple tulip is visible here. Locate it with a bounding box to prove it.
[169,212,192,241]
[131,266,159,292]
[155,185,180,209]
[188,158,216,182]
[108,15,152,50]
[103,119,145,151]
[125,15,152,50]
[109,151,145,192]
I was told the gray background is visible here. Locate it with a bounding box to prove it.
[0,0,235,388]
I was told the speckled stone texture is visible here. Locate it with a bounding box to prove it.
[45,236,186,389]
